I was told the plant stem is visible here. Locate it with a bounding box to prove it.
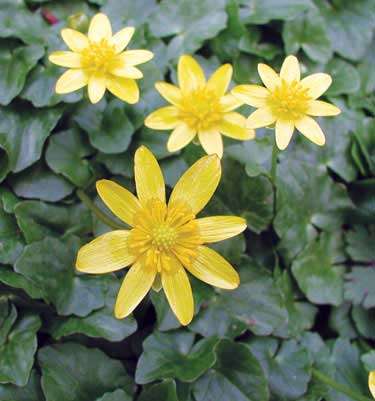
[312,369,372,401]
[270,138,279,183]
[76,189,125,230]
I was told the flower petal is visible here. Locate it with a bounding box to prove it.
[88,73,106,104]
[196,216,247,243]
[76,230,133,274]
[275,119,295,150]
[221,112,255,140]
[115,261,156,318]
[106,77,139,104]
[110,65,143,79]
[121,50,154,66]
[145,106,179,130]
[178,55,206,93]
[258,63,280,90]
[155,82,182,105]
[96,179,141,226]
[280,55,300,83]
[167,124,196,152]
[55,69,88,94]
[88,13,112,42]
[109,27,135,53]
[299,73,332,99]
[246,107,276,129]
[369,371,375,399]
[49,51,82,68]
[134,146,165,205]
[206,64,232,97]
[219,94,243,112]
[169,154,221,215]
[306,100,341,116]
[199,129,223,158]
[295,116,326,146]
[161,256,194,326]
[231,84,269,108]
[61,28,89,52]
[186,246,239,289]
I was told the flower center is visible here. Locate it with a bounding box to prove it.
[127,199,202,271]
[178,87,222,131]
[267,79,311,120]
[80,39,116,73]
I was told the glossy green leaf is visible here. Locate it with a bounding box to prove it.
[0,207,24,265]
[138,380,179,401]
[0,370,44,401]
[344,267,375,309]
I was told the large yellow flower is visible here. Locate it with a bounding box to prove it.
[49,13,153,104]
[145,55,255,158]
[231,55,341,150]
[76,146,246,325]
[370,371,375,399]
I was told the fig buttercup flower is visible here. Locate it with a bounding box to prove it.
[370,371,375,399]
[49,13,153,104]
[145,55,255,158]
[231,55,341,150]
[76,146,246,325]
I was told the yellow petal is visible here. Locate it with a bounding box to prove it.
[61,28,89,52]
[55,69,88,94]
[178,55,206,93]
[246,107,276,129]
[121,50,154,66]
[155,82,182,105]
[96,179,141,226]
[110,65,143,79]
[169,154,221,215]
[186,246,239,289]
[275,119,295,150]
[231,84,269,108]
[306,100,341,116]
[88,13,112,42]
[167,124,196,152]
[49,51,82,68]
[76,230,133,274]
[145,106,179,130]
[295,116,326,146]
[106,77,139,104]
[109,27,135,53]
[219,94,243,112]
[369,371,375,399]
[115,261,156,318]
[280,55,300,83]
[199,129,223,158]
[221,112,255,140]
[134,146,165,205]
[196,216,247,243]
[206,64,232,97]
[258,63,280,90]
[88,73,106,104]
[161,256,194,326]
[300,73,332,99]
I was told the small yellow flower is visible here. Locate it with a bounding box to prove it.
[370,371,375,399]
[231,55,341,150]
[145,55,255,158]
[76,146,246,325]
[49,13,153,104]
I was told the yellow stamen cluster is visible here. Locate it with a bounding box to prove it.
[179,88,222,131]
[128,199,202,273]
[80,39,116,73]
[267,79,311,120]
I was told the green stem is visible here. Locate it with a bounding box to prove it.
[312,369,372,401]
[76,189,125,230]
[270,138,279,183]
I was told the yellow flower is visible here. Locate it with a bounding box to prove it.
[49,13,153,104]
[76,146,246,325]
[370,371,375,399]
[231,55,341,150]
[145,55,255,158]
